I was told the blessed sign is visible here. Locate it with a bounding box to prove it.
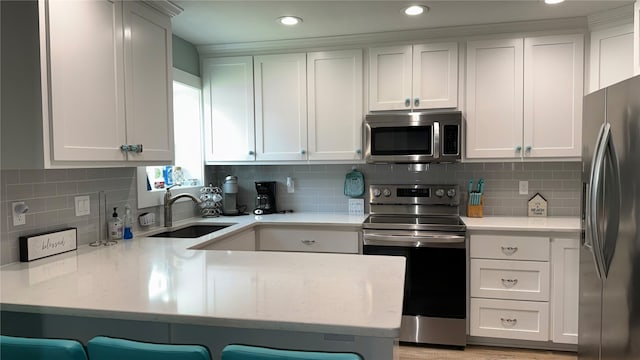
[19,228,77,262]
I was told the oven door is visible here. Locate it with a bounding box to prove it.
[363,230,466,320]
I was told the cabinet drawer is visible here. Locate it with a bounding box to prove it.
[258,228,359,254]
[470,298,549,341]
[471,259,550,301]
[470,234,550,261]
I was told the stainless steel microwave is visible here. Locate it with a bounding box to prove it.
[364,111,462,163]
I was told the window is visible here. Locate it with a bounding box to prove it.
[137,69,204,208]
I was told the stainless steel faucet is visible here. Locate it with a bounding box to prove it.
[164,185,202,228]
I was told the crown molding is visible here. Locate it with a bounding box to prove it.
[197,17,587,56]
[143,0,183,18]
[588,4,634,31]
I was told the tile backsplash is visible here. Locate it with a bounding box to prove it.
[1,162,581,265]
[0,168,199,265]
[209,162,581,217]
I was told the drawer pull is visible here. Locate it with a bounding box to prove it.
[501,317,518,328]
[501,278,518,288]
[301,239,316,245]
[501,246,518,256]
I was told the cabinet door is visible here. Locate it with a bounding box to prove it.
[123,2,173,162]
[254,53,307,161]
[551,237,580,344]
[368,45,412,111]
[47,0,126,161]
[524,34,583,159]
[203,57,255,162]
[307,50,363,161]
[589,24,634,93]
[258,228,359,254]
[412,42,458,109]
[201,230,256,251]
[466,38,523,159]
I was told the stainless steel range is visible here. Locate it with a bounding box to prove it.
[362,184,466,347]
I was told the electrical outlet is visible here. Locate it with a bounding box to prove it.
[12,202,26,226]
[519,181,529,195]
[75,196,90,216]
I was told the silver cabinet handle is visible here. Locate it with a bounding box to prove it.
[404,98,411,107]
[120,144,143,153]
[501,246,518,256]
[501,278,518,288]
[501,318,517,328]
[414,97,420,107]
[120,144,129,152]
[301,239,315,245]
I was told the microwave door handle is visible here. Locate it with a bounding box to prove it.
[433,121,440,158]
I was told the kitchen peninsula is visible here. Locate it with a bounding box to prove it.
[0,218,405,360]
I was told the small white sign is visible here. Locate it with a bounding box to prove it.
[528,193,548,217]
[20,228,77,262]
[349,199,365,216]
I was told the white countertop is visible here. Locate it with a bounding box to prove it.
[0,213,404,338]
[461,216,581,232]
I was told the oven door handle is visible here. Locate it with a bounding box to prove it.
[363,233,465,248]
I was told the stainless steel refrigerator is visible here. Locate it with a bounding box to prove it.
[580,74,640,360]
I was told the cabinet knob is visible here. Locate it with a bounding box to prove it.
[120,145,129,152]
[515,145,522,152]
[355,149,362,155]
[129,144,143,153]
[301,149,306,155]
[525,145,532,152]
[404,98,411,107]
[249,150,255,156]
[414,97,420,107]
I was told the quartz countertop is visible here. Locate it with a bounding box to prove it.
[461,216,581,232]
[0,213,404,338]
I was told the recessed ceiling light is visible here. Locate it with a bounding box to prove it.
[404,5,428,16]
[544,0,565,4]
[277,16,302,26]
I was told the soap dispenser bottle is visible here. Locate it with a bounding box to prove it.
[123,204,133,240]
[109,207,123,240]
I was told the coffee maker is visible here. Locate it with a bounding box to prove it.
[222,176,239,215]
[254,181,277,215]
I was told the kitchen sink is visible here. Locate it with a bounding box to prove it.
[149,224,233,238]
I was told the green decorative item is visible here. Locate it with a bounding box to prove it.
[344,168,365,197]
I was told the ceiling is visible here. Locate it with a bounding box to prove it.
[170,0,634,47]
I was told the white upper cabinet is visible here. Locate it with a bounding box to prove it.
[203,56,255,162]
[368,42,458,111]
[524,34,583,159]
[466,34,583,160]
[466,38,524,159]
[123,1,173,162]
[2,0,175,168]
[589,24,635,92]
[46,0,127,162]
[307,49,363,161]
[254,53,308,161]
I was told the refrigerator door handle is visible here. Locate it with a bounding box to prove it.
[588,123,610,280]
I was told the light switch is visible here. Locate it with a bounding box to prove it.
[75,196,90,216]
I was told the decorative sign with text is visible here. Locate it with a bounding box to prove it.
[19,228,77,262]
[528,193,548,217]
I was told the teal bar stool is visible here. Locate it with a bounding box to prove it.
[0,335,88,360]
[87,336,210,360]
[221,344,362,360]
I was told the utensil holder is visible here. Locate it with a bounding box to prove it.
[467,193,484,218]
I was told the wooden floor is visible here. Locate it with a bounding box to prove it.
[399,344,577,360]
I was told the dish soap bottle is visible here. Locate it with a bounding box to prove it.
[123,204,133,240]
[109,207,123,240]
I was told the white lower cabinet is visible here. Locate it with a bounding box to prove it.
[200,229,256,251]
[470,298,550,341]
[257,227,359,254]
[469,231,579,345]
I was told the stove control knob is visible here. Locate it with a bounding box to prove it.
[382,188,392,197]
[372,188,381,197]
[435,189,445,197]
[447,188,457,198]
